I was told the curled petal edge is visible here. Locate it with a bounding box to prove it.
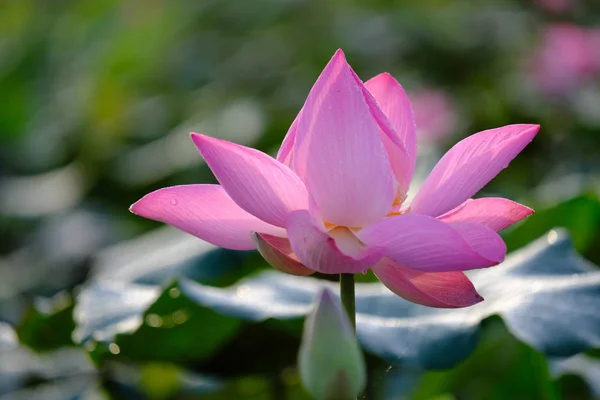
[372,257,484,308]
[253,233,314,276]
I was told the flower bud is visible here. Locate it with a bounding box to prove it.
[298,288,366,399]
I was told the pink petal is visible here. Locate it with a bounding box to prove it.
[286,210,384,274]
[410,124,540,217]
[252,233,314,276]
[356,214,506,272]
[437,198,534,231]
[372,257,484,308]
[191,133,308,228]
[366,73,417,197]
[276,111,300,166]
[292,49,396,227]
[446,221,507,263]
[130,185,285,250]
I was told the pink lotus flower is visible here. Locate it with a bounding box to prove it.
[532,24,600,95]
[131,50,538,308]
[533,0,574,14]
[410,89,458,143]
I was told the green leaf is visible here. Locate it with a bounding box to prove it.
[410,318,561,400]
[73,228,250,363]
[503,194,600,254]
[177,230,600,368]
[17,292,75,352]
[550,355,600,400]
[0,322,100,398]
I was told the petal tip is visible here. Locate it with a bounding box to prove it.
[376,71,395,82]
[454,291,484,308]
[129,195,150,216]
[525,124,541,136]
[129,202,138,214]
[515,124,541,139]
[450,290,485,308]
[329,49,350,70]
[367,71,403,88]
[189,132,204,151]
[333,48,346,59]
[189,132,208,147]
[190,132,223,150]
[318,287,336,304]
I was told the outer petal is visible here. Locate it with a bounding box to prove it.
[366,73,417,197]
[410,124,540,217]
[276,111,300,166]
[356,214,506,272]
[437,198,534,231]
[191,133,308,228]
[372,257,484,308]
[252,233,314,276]
[286,210,384,274]
[292,49,396,227]
[447,221,507,263]
[130,185,285,250]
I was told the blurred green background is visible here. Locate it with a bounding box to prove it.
[1,0,600,399]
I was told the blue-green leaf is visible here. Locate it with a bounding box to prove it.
[74,230,600,369]
[179,230,600,368]
[550,355,600,398]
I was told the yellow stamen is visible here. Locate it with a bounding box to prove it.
[323,220,337,230]
[392,192,405,208]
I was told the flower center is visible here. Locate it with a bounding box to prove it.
[327,226,368,257]
[393,192,405,208]
[323,220,337,230]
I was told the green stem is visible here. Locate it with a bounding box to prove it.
[271,373,285,400]
[339,273,356,331]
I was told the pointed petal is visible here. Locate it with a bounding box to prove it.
[372,257,484,308]
[438,198,534,231]
[350,69,411,201]
[276,111,300,166]
[366,73,417,196]
[286,210,384,274]
[252,233,314,276]
[410,124,540,217]
[356,214,506,272]
[130,185,285,250]
[191,133,308,228]
[292,50,396,227]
